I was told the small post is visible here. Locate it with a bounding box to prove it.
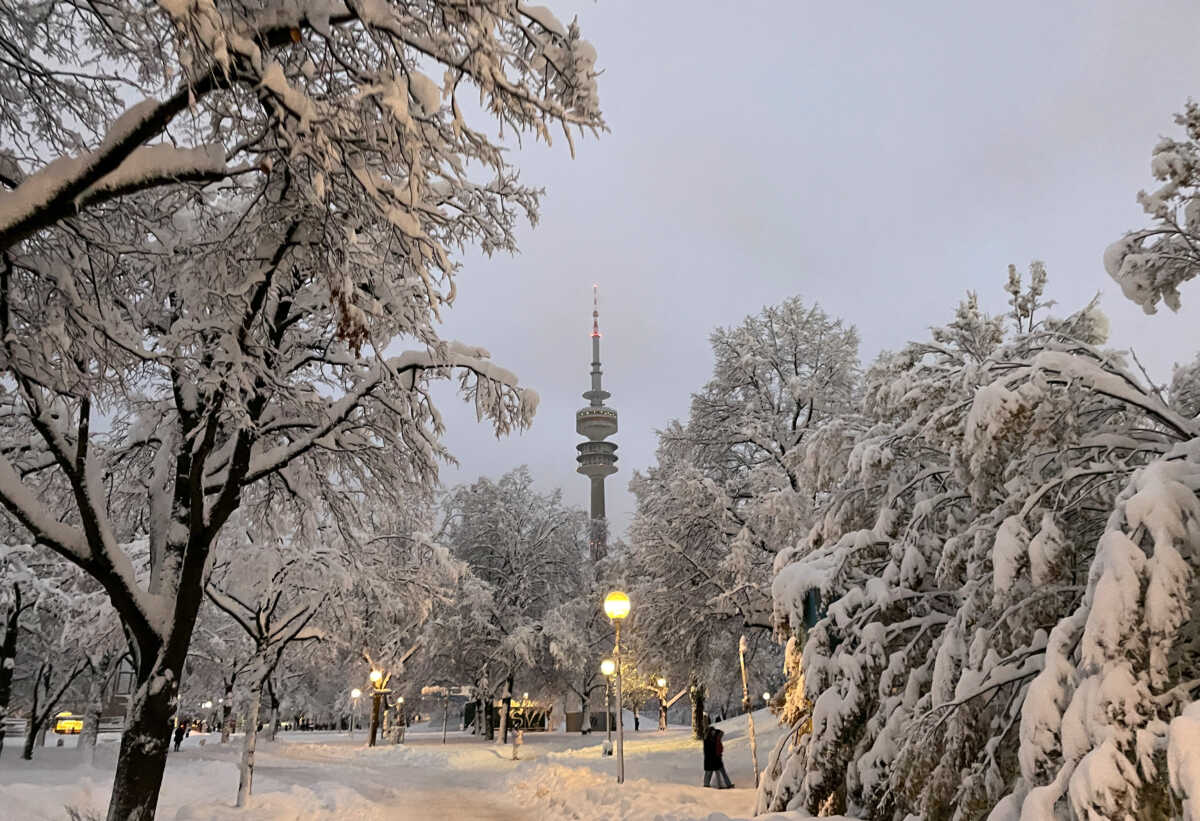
[605,679,612,743]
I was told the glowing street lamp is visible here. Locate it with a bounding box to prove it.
[763,691,771,703]
[350,688,362,737]
[603,591,631,621]
[600,658,615,750]
[603,591,630,784]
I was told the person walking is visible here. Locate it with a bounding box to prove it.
[173,723,186,752]
[702,727,734,788]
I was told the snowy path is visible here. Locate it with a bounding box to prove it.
[0,711,795,820]
[179,736,528,820]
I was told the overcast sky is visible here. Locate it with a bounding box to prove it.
[432,0,1200,537]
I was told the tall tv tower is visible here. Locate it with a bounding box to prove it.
[576,285,618,555]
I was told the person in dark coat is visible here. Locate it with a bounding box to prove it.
[702,727,734,788]
[173,723,186,752]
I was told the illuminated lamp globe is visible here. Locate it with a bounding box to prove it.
[656,677,667,689]
[603,591,631,620]
[600,658,616,677]
[369,670,383,685]
[763,691,771,702]
[350,688,362,699]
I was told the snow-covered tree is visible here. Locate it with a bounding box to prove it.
[437,467,589,740]
[4,548,117,761]
[629,297,855,737]
[543,590,613,734]
[760,271,1199,819]
[988,107,1200,821]
[1104,102,1200,314]
[0,1,602,816]
[0,542,41,758]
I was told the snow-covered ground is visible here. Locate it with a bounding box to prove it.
[0,710,812,820]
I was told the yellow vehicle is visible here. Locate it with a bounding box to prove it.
[53,711,83,734]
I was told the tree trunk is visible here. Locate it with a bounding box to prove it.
[579,687,591,735]
[0,583,21,758]
[266,680,279,742]
[22,662,48,760]
[79,665,107,767]
[690,679,706,740]
[220,678,234,743]
[236,682,263,807]
[497,675,512,745]
[22,714,42,760]
[105,672,176,821]
[104,527,210,821]
[484,694,494,740]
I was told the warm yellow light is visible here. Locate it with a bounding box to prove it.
[350,688,362,699]
[656,677,667,688]
[600,658,615,677]
[523,692,529,700]
[603,591,631,620]
[369,670,383,684]
[398,696,404,703]
[763,691,771,701]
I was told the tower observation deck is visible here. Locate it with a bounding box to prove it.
[576,286,618,534]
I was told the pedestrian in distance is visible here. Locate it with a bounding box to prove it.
[702,726,734,789]
[173,723,186,752]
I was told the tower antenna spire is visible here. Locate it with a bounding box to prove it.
[592,283,600,337]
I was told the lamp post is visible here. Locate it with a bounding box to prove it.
[603,590,630,784]
[600,658,615,751]
[350,689,362,737]
[656,677,668,732]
